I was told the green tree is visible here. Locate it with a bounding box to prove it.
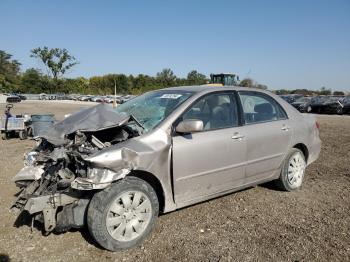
[255,84,268,90]
[0,50,21,92]
[319,86,331,95]
[239,78,254,87]
[62,77,89,94]
[30,47,78,91]
[21,68,45,93]
[156,68,177,87]
[186,70,207,85]
[239,78,268,90]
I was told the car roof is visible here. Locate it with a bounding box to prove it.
[161,85,268,94]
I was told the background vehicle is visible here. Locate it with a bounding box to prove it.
[12,86,321,251]
[291,97,312,113]
[104,96,121,103]
[310,96,344,114]
[117,95,136,104]
[78,95,93,101]
[0,94,22,103]
[90,96,104,102]
[1,104,31,140]
[279,94,303,104]
[56,93,68,100]
[11,93,27,101]
[209,73,239,86]
[341,96,350,114]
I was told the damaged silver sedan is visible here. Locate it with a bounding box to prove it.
[11,86,321,251]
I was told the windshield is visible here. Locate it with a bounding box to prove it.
[115,90,193,132]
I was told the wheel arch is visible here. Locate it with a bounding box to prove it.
[293,143,309,162]
[128,170,165,213]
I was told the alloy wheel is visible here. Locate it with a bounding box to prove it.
[106,191,152,242]
[287,152,306,189]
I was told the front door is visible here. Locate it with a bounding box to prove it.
[172,92,246,205]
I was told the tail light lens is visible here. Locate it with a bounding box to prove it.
[316,121,320,129]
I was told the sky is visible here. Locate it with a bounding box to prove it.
[1,0,349,91]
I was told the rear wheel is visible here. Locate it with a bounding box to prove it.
[276,148,306,191]
[87,177,159,251]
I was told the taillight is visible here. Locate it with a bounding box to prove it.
[315,121,320,129]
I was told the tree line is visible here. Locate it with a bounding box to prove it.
[0,49,208,95]
[0,48,345,96]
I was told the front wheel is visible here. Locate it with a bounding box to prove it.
[87,177,159,251]
[276,149,306,191]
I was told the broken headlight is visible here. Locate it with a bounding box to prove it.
[24,152,38,166]
[71,167,130,190]
[87,167,129,184]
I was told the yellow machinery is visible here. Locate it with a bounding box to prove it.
[208,73,239,86]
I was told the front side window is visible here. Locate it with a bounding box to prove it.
[181,93,238,131]
[239,91,287,124]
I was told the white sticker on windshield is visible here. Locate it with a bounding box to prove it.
[160,94,182,99]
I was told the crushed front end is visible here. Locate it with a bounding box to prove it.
[11,104,141,233]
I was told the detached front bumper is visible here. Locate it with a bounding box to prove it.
[12,181,89,233]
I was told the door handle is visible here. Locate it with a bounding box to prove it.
[231,133,245,140]
[281,125,290,131]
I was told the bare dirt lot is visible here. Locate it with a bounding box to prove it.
[0,101,349,262]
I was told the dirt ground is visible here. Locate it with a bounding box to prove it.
[0,101,349,262]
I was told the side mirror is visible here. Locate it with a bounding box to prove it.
[176,119,203,134]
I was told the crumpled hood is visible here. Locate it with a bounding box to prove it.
[40,104,130,145]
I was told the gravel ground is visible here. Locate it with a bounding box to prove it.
[0,102,349,262]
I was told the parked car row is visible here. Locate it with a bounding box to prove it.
[70,94,136,104]
[280,95,350,115]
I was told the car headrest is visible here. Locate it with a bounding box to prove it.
[212,105,224,117]
[254,103,273,114]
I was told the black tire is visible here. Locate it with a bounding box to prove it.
[19,130,28,140]
[275,148,306,191]
[27,127,33,137]
[87,176,159,251]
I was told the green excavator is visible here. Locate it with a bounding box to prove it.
[208,73,239,86]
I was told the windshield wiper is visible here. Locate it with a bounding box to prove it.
[130,114,144,130]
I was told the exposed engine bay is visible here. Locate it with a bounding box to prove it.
[11,104,143,233]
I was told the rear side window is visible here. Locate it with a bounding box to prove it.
[238,91,287,124]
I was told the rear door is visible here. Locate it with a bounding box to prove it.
[172,91,246,205]
[238,91,292,183]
